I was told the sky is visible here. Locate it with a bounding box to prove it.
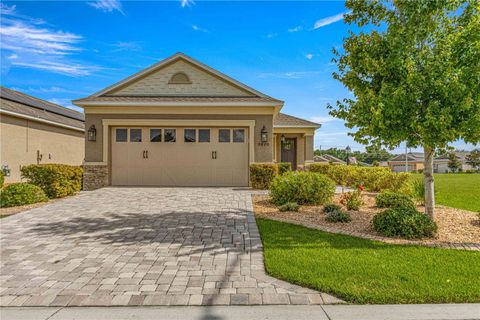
[0,0,476,154]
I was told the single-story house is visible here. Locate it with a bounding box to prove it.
[0,87,85,183]
[387,152,424,172]
[73,53,320,189]
[313,154,346,164]
[434,151,473,173]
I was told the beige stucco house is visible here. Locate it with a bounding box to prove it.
[0,87,85,183]
[74,53,320,189]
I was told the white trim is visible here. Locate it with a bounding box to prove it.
[0,108,84,132]
[89,53,276,99]
[273,125,321,129]
[101,119,256,164]
[74,100,282,107]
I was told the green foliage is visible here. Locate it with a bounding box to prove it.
[308,164,411,192]
[314,145,392,164]
[277,162,292,175]
[270,171,335,206]
[0,183,48,208]
[278,202,300,212]
[411,177,425,204]
[447,153,462,173]
[373,207,437,239]
[20,164,83,198]
[323,203,342,213]
[249,163,279,189]
[325,209,351,223]
[375,191,416,210]
[0,170,4,188]
[340,190,364,211]
[465,150,480,170]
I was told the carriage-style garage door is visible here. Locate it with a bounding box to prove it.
[111,127,249,186]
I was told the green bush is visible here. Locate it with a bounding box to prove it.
[278,202,300,212]
[0,170,4,188]
[278,162,292,175]
[325,209,351,223]
[323,203,342,213]
[375,191,416,210]
[340,190,364,211]
[249,163,278,189]
[373,207,437,239]
[410,177,425,204]
[270,171,335,206]
[21,164,83,198]
[308,164,411,192]
[0,183,48,208]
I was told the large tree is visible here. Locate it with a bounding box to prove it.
[329,0,480,219]
[447,153,461,172]
[465,149,480,170]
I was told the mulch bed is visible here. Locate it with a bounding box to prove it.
[0,199,59,218]
[253,192,480,249]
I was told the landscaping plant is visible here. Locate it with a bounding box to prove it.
[340,190,363,211]
[373,207,437,239]
[375,191,416,210]
[328,1,480,219]
[249,163,278,189]
[323,203,342,213]
[0,183,48,208]
[21,164,83,198]
[325,208,351,223]
[278,202,300,212]
[0,170,4,188]
[277,162,292,175]
[270,171,335,206]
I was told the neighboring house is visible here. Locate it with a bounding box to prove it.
[434,152,473,173]
[387,152,424,172]
[313,154,346,164]
[0,87,85,183]
[73,53,320,189]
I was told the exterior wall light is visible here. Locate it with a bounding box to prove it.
[88,125,97,141]
[261,126,268,143]
[280,134,286,143]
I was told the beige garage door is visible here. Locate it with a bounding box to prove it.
[111,127,249,186]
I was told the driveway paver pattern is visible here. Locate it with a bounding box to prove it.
[0,187,341,306]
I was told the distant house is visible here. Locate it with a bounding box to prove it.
[434,152,473,173]
[313,154,346,164]
[387,152,424,172]
[0,87,85,183]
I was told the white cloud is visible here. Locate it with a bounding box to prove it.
[111,41,142,52]
[309,116,339,124]
[288,26,302,32]
[11,60,99,77]
[88,0,124,15]
[192,25,208,32]
[314,12,347,29]
[180,0,195,8]
[48,98,84,113]
[266,32,278,38]
[258,71,321,79]
[305,53,313,60]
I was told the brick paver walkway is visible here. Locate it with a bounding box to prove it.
[0,188,341,306]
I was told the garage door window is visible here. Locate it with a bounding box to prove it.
[165,129,176,142]
[219,129,230,143]
[233,129,245,143]
[150,129,162,142]
[199,129,210,143]
[116,128,127,142]
[130,129,142,142]
[184,129,196,142]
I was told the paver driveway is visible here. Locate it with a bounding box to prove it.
[0,188,340,307]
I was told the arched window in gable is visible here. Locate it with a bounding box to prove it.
[168,72,191,84]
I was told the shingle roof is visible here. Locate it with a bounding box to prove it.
[274,113,321,128]
[0,87,84,130]
[74,95,281,104]
[389,152,424,162]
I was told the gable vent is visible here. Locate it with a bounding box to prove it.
[169,72,191,84]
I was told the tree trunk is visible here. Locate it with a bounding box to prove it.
[423,146,435,220]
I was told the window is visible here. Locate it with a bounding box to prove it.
[219,129,230,143]
[130,129,142,142]
[164,129,176,142]
[116,128,127,142]
[233,129,245,143]
[150,129,162,142]
[168,72,191,84]
[199,129,210,143]
[184,129,196,142]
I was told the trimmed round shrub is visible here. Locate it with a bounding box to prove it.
[278,202,300,212]
[270,171,335,206]
[323,203,342,213]
[375,191,416,210]
[0,183,48,208]
[277,162,292,175]
[21,164,83,198]
[373,207,437,239]
[326,209,351,223]
[249,163,278,189]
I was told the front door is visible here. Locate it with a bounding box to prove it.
[281,138,297,170]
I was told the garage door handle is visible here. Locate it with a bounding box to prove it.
[212,151,217,159]
[146,150,149,159]
[143,150,146,159]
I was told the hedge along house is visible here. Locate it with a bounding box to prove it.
[74,53,320,190]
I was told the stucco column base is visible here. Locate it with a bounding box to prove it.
[83,163,109,190]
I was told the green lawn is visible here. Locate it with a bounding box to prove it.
[413,174,480,212]
[257,218,480,304]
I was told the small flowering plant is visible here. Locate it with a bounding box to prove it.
[340,184,364,211]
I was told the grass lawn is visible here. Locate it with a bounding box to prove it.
[413,174,480,212]
[257,218,480,304]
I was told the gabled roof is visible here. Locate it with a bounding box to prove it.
[389,152,424,162]
[75,52,283,106]
[313,154,345,164]
[274,113,320,128]
[0,87,84,131]
[435,151,472,161]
